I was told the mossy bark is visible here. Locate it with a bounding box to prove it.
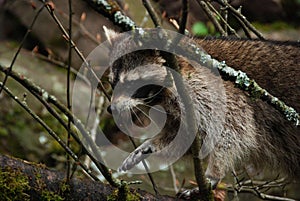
[0,154,182,201]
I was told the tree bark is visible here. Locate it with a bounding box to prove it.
[0,154,181,201]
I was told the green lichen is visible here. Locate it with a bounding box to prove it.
[114,11,136,29]
[0,167,30,201]
[214,58,300,126]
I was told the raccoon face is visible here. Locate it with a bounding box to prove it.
[108,59,168,115]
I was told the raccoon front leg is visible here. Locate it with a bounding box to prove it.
[204,150,228,189]
[118,139,157,172]
[176,153,225,199]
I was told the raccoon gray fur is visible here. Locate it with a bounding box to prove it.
[104,28,300,188]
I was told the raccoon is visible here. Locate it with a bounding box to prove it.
[104,28,300,189]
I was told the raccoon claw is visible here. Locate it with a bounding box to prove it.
[206,177,220,189]
[176,178,220,199]
[176,188,200,200]
[118,140,156,172]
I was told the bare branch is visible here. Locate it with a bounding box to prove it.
[0,5,45,94]
[215,0,265,39]
[225,186,297,201]
[39,1,111,101]
[179,0,188,35]
[170,165,179,193]
[142,0,161,27]
[66,0,73,182]
[0,64,119,187]
[0,82,99,181]
[198,0,227,36]
[83,0,136,31]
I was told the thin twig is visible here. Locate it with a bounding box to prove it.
[0,5,45,94]
[66,0,73,182]
[233,6,252,38]
[220,1,228,34]
[197,0,240,37]
[83,0,136,31]
[205,0,239,36]
[30,52,88,82]
[84,94,104,168]
[32,89,106,182]
[142,0,161,27]
[0,82,99,181]
[58,10,100,44]
[179,0,188,35]
[40,1,111,101]
[199,0,227,36]
[224,186,296,201]
[239,178,287,187]
[215,0,265,39]
[128,136,159,195]
[219,175,295,200]
[0,65,119,187]
[169,165,179,193]
[140,10,150,27]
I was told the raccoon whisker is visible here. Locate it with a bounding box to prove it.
[130,107,147,127]
[134,106,161,130]
[142,103,171,115]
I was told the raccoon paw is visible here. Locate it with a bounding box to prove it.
[118,140,156,172]
[176,177,220,199]
[177,186,226,200]
[176,188,200,200]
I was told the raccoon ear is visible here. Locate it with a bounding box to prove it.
[103,26,118,46]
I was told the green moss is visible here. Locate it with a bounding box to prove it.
[0,167,31,201]
[0,126,9,137]
[33,170,69,201]
[41,190,65,201]
[125,189,141,201]
[107,185,141,201]
[59,181,70,193]
[107,189,119,201]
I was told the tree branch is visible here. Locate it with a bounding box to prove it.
[179,0,188,35]
[214,0,265,39]
[0,5,45,95]
[39,1,111,101]
[0,82,98,181]
[0,64,119,187]
[83,0,136,31]
[66,0,73,182]
[142,0,161,27]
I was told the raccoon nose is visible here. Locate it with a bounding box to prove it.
[107,105,112,114]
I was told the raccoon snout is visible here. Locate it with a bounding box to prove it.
[107,105,112,114]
